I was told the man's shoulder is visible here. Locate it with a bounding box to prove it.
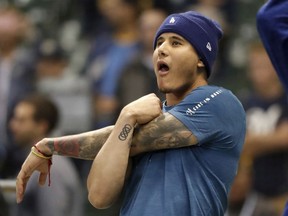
[184,85,239,104]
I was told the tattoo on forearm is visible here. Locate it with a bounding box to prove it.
[54,139,80,157]
[119,124,133,141]
[46,127,112,160]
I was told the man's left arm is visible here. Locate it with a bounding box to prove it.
[130,112,198,156]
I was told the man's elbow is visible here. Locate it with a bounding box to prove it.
[88,190,112,209]
[87,181,113,209]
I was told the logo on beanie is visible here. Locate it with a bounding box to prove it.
[169,17,176,24]
[206,42,212,51]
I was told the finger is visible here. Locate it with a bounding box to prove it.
[38,172,48,186]
[16,172,30,203]
[16,154,39,203]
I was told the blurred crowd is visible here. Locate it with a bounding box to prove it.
[0,0,287,216]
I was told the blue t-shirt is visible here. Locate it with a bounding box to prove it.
[121,86,246,216]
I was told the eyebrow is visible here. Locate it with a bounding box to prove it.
[157,35,185,42]
[171,36,185,41]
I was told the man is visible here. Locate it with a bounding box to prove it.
[257,1,288,215]
[10,94,84,216]
[0,6,36,174]
[16,11,246,215]
[228,42,288,216]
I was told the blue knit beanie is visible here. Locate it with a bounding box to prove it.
[153,11,223,77]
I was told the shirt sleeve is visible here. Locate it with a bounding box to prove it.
[169,89,237,148]
[257,0,288,93]
[168,88,245,149]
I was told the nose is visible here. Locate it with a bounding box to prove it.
[157,42,168,57]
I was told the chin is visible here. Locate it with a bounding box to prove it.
[159,87,171,94]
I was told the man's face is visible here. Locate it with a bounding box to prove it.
[10,102,42,146]
[249,49,279,89]
[97,0,136,27]
[139,10,166,51]
[153,32,203,95]
[0,10,26,49]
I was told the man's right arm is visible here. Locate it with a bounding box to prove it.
[16,93,198,203]
[40,126,114,160]
[38,112,197,159]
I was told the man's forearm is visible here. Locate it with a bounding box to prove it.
[38,126,114,160]
[37,113,196,159]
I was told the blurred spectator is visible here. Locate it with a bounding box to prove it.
[35,38,97,216]
[152,0,193,13]
[228,42,288,216]
[0,189,10,216]
[225,0,264,93]
[189,0,229,31]
[116,8,166,113]
[9,94,84,216]
[35,38,92,135]
[84,0,141,129]
[188,0,236,86]
[0,6,36,177]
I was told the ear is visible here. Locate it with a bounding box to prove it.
[197,59,205,68]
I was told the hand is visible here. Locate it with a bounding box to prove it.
[16,151,51,203]
[122,93,162,125]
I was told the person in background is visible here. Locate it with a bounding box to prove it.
[10,94,84,216]
[35,38,92,135]
[116,8,166,113]
[84,0,140,129]
[257,0,288,94]
[228,42,288,216]
[189,0,236,82]
[256,0,288,215]
[0,189,10,216]
[0,6,36,178]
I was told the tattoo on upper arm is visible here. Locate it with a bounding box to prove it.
[131,113,197,152]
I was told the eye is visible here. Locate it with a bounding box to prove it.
[156,40,163,47]
[172,41,181,46]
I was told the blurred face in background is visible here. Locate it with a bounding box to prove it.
[139,9,166,52]
[0,8,28,52]
[36,58,67,78]
[248,45,281,92]
[96,0,137,27]
[10,102,44,147]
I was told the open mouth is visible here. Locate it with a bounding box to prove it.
[158,62,169,72]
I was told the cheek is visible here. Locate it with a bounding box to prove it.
[173,58,196,76]
[152,50,157,62]
[152,51,158,71]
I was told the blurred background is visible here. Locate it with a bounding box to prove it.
[1,0,287,216]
